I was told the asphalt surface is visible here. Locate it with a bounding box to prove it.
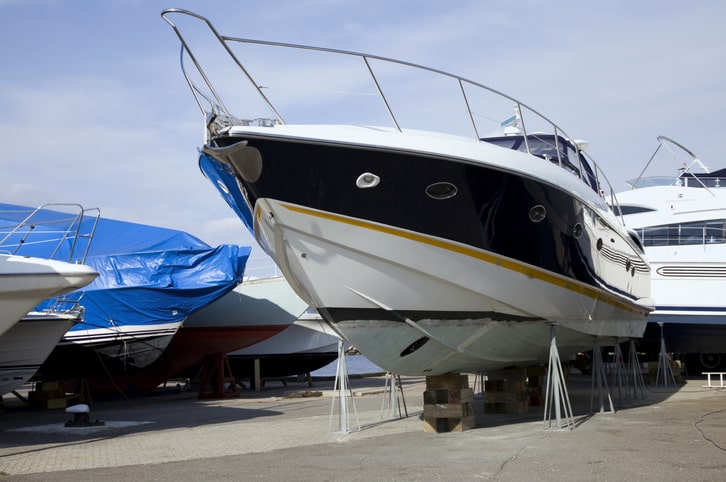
[1,373,725,481]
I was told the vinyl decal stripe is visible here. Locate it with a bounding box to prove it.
[281,203,648,316]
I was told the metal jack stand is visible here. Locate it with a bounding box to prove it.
[610,340,629,407]
[329,339,360,433]
[544,324,575,430]
[590,337,614,414]
[627,339,647,400]
[655,322,676,387]
[380,372,408,419]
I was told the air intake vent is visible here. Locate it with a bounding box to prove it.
[657,266,726,278]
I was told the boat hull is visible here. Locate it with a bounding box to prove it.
[35,277,306,394]
[200,132,650,376]
[0,311,80,396]
[617,181,726,372]
[227,315,342,379]
[257,199,646,375]
[0,254,98,337]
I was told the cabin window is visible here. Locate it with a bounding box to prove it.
[637,219,726,247]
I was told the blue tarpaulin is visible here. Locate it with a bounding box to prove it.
[0,203,250,330]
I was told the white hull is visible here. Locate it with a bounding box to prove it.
[0,311,80,396]
[255,199,647,375]
[0,254,98,337]
[617,178,726,357]
[229,313,341,357]
[58,321,182,369]
[163,10,652,376]
[183,276,308,330]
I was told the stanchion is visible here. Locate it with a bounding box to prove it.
[329,339,360,433]
[380,372,407,419]
[590,337,614,414]
[627,339,647,400]
[655,322,676,387]
[610,340,629,407]
[544,323,575,430]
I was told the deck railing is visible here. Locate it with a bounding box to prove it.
[162,8,621,204]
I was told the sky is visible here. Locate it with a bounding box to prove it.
[1,0,725,277]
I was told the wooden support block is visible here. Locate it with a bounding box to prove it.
[423,415,475,433]
[422,375,475,432]
[425,374,469,390]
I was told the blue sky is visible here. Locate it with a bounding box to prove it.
[2,1,725,276]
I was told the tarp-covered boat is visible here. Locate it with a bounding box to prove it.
[0,203,248,382]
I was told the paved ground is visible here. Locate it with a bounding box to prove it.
[0,373,725,481]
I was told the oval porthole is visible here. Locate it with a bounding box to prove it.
[216,179,230,195]
[596,238,603,251]
[400,336,429,357]
[573,223,583,238]
[529,205,546,223]
[426,182,457,200]
[356,172,380,189]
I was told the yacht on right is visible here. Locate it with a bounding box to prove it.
[615,136,726,373]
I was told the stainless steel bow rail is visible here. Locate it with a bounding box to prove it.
[160,8,623,209]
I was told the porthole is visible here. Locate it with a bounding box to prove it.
[573,223,583,238]
[529,205,546,223]
[425,182,457,200]
[356,172,380,189]
[596,238,603,250]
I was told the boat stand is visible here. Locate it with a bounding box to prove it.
[627,339,647,400]
[655,323,676,387]
[329,339,360,433]
[380,372,408,419]
[544,324,575,430]
[609,340,629,407]
[590,337,614,414]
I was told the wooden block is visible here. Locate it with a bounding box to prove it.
[40,381,62,391]
[483,391,527,403]
[423,415,475,432]
[424,402,473,418]
[423,387,474,404]
[425,374,469,390]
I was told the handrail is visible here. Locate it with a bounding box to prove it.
[161,8,620,203]
[0,203,100,264]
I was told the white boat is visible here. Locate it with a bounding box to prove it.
[0,202,99,337]
[226,307,342,379]
[0,309,83,396]
[163,9,652,376]
[615,136,726,372]
[39,275,308,394]
[0,254,97,338]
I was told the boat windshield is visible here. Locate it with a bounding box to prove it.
[482,134,599,192]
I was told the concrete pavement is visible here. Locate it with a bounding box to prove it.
[1,374,725,481]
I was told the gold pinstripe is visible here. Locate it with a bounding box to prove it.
[276,203,648,316]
